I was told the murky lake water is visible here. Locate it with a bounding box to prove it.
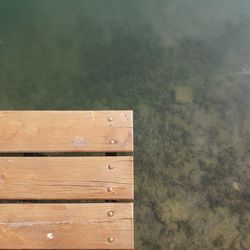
[0,1,250,249]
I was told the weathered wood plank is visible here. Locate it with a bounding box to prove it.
[0,111,133,152]
[0,203,134,249]
[0,156,133,200]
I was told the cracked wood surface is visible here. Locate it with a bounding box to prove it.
[0,156,133,200]
[0,203,134,249]
[0,111,133,152]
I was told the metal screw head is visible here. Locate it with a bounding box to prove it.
[109,139,116,144]
[107,117,113,122]
[108,236,114,243]
[108,164,114,170]
[107,211,114,217]
[107,187,113,192]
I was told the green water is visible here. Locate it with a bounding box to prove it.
[0,0,250,249]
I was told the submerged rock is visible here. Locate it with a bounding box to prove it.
[159,199,189,224]
[175,86,193,103]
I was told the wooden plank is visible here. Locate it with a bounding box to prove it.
[0,156,133,200]
[0,203,134,249]
[0,111,133,152]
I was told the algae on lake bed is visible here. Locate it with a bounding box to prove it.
[0,0,250,249]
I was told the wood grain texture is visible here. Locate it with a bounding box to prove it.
[0,111,133,152]
[0,203,134,249]
[0,156,133,200]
